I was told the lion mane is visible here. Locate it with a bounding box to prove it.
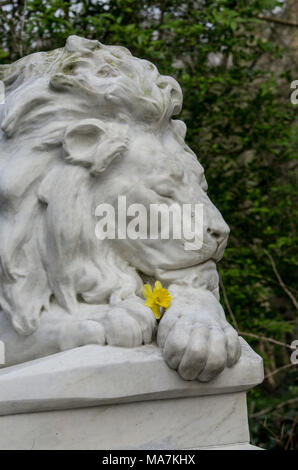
[0,35,183,336]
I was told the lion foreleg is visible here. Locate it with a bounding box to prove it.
[0,306,107,367]
[154,264,241,381]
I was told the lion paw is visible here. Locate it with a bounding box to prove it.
[157,299,241,382]
[104,297,156,347]
[57,319,106,351]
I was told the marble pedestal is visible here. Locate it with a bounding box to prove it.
[0,337,263,450]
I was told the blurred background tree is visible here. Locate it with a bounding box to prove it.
[0,0,297,449]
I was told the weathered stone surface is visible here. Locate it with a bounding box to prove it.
[0,338,263,416]
[0,393,249,450]
[0,338,262,449]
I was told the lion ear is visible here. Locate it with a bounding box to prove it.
[63,119,128,174]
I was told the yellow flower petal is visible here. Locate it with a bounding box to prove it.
[154,280,163,291]
[158,293,172,309]
[152,304,161,320]
[142,284,153,299]
[145,298,154,308]
[142,281,171,319]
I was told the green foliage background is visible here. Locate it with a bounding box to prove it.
[0,0,297,449]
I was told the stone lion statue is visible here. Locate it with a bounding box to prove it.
[0,36,241,381]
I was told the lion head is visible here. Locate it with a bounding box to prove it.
[0,36,229,338]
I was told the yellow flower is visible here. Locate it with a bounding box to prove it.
[142,281,172,320]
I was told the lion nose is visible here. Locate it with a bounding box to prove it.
[206,221,230,246]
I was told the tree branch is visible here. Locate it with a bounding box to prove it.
[219,274,239,332]
[239,331,295,350]
[250,398,298,419]
[264,249,298,311]
[257,14,298,28]
[264,362,296,380]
